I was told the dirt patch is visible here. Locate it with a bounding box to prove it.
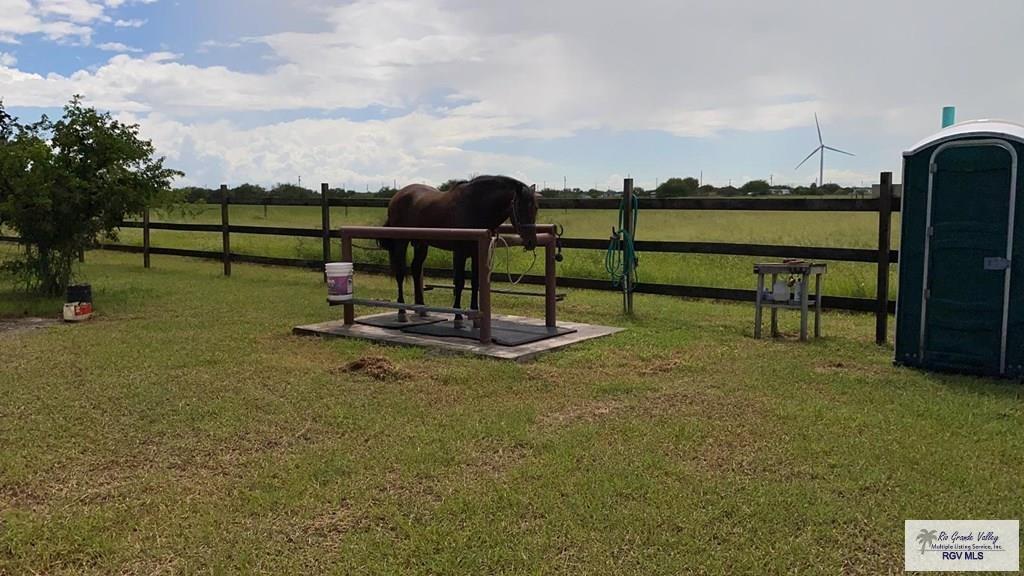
[335,356,410,381]
[462,442,530,478]
[536,399,627,428]
[305,499,357,540]
[814,359,887,379]
[0,317,61,337]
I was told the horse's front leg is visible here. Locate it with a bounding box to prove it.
[388,240,409,321]
[469,251,480,328]
[411,242,429,317]
[452,248,468,328]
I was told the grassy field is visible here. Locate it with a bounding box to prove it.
[109,204,902,299]
[2,248,1021,575]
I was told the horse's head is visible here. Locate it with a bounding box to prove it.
[511,183,539,250]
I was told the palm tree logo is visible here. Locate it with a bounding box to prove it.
[916,529,938,554]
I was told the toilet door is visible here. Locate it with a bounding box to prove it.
[921,140,1017,375]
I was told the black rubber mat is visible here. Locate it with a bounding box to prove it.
[356,313,447,329]
[401,319,577,347]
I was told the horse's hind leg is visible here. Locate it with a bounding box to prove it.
[411,242,429,317]
[452,248,468,327]
[388,240,409,320]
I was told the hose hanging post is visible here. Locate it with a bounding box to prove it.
[623,178,636,314]
[605,178,639,314]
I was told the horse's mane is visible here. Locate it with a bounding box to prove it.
[452,175,526,194]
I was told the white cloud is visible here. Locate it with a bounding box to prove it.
[35,0,107,24]
[104,0,156,6]
[0,0,156,44]
[126,111,551,188]
[113,18,146,27]
[96,41,139,52]
[0,0,94,43]
[0,52,16,66]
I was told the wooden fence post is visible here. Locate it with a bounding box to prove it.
[623,177,635,315]
[143,206,151,269]
[221,184,231,277]
[875,171,893,345]
[321,182,331,278]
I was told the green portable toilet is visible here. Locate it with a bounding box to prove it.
[896,119,1024,378]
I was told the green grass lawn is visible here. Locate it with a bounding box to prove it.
[1,249,1020,575]
[110,204,901,299]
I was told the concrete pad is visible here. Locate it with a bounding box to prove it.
[293,313,623,362]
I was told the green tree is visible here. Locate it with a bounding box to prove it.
[740,179,771,196]
[0,97,182,295]
[655,177,699,198]
[438,179,465,191]
[819,183,842,195]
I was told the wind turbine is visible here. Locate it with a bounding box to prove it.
[795,113,855,187]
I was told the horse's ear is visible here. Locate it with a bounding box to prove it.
[530,184,537,192]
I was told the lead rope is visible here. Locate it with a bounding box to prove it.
[489,235,538,286]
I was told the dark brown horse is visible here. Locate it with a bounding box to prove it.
[380,175,538,323]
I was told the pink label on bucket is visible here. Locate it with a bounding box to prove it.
[327,275,351,296]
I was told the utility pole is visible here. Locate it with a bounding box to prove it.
[700,170,703,188]
[563,176,567,191]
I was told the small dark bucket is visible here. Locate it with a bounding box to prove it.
[64,284,94,322]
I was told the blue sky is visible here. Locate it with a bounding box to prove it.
[2,0,1023,190]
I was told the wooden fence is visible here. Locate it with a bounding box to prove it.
[1,175,900,343]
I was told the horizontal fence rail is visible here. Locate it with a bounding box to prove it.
[27,241,892,314]
[0,242,897,314]
[0,174,900,340]
[214,196,902,212]
[115,223,901,264]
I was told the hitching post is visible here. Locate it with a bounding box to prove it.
[321,182,331,281]
[875,171,893,345]
[220,184,231,277]
[476,236,492,344]
[342,232,354,326]
[545,235,557,328]
[622,177,635,315]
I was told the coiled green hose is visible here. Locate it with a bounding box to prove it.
[605,195,639,291]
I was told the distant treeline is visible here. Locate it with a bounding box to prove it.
[180,177,869,203]
[179,183,398,203]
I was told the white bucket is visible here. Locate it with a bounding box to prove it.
[771,280,790,301]
[325,262,354,302]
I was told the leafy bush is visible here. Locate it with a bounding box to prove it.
[0,96,182,294]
